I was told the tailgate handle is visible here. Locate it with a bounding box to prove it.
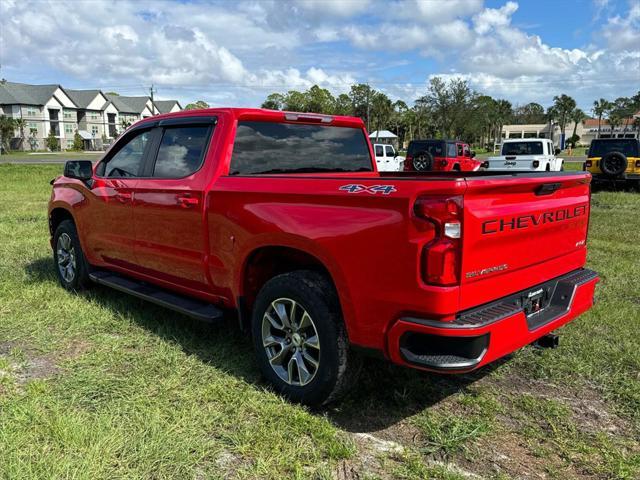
[535,183,561,196]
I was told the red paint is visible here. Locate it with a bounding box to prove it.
[49,108,598,373]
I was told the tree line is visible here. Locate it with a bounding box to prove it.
[253,79,640,148]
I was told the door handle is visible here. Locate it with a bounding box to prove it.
[115,192,132,203]
[177,195,199,208]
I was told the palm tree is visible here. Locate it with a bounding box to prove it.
[592,98,610,138]
[14,118,26,150]
[0,115,16,153]
[552,94,577,147]
[570,108,587,146]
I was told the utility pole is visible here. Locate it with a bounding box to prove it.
[149,84,157,115]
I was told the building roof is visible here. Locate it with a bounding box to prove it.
[368,130,397,139]
[65,89,103,109]
[155,100,181,113]
[105,94,151,114]
[0,81,64,106]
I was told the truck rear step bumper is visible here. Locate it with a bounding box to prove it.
[387,268,599,372]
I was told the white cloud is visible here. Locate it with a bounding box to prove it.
[295,0,371,17]
[394,0,484,24]
[472,1,518,34]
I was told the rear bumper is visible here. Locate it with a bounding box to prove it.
[386,268,599,373]
[591,172,640,181]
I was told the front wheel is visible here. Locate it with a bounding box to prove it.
[251,270,357,406]
[53,219,91,291]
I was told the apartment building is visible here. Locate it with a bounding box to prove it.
[0,81,182,151]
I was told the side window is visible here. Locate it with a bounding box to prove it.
[153,126,211,178]
[457,144,463,157]
[385,145,395,157]
[375,145,384,157]
[463,145,470,157]
[447,143,457,158]
[98,129,150,177]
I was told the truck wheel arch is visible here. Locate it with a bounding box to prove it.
[238,245,348,333]
[49,207,75,236]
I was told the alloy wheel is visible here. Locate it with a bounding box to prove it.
[56,233,76,283]
[261,298,321,386]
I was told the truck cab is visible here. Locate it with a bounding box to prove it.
[373,143,404,171]
[484,138,563,172]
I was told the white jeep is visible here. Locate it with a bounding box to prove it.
[484,138,563,172]
[373,143,405,172]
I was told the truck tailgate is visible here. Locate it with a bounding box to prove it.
[459,173,591,309]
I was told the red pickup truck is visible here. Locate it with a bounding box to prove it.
[49,108,599,405]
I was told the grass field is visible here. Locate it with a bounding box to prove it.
[0,164,638,479]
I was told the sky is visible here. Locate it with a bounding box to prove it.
[1,0,638,112]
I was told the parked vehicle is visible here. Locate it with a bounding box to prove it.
[404,139,481,172]
[373,143,404,171]
[483,139,563,172]
[49,108,599,405]
[585,138,640,186]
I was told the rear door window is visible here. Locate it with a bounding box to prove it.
[408,141,444,157]
[375,145,384,157]
[229,121,373,174]
[447,143,457,158]
[152,126,212,178]
[589,140,639,157]
[502,141,544,155]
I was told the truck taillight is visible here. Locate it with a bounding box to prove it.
[404,155,413,171]
[414,196,463,286]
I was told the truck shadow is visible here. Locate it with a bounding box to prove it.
[26,256,504,432]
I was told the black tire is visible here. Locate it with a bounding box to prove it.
[546,163,551,171]
[251,270,357,406]
[600,151,627,176]
[53,219,91,291]
[413,151,433,172]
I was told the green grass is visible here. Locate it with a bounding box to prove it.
[0,152,102,162]
[1,164,639,479]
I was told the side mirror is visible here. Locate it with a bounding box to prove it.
[64,160,93,183]
[470,151,476,158]
[554,148,561,156]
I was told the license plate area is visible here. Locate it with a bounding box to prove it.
[522,288,549,317]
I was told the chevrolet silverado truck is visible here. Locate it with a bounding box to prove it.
[49,108,599,405]
[484,138,563,172]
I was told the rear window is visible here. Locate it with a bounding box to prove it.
[501,141,543,155]
[408,141,445,157]
[153,126,211,178]
[589,139,639,157]
[229,121,373,175]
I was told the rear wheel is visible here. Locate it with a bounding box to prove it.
[251,270,357,405]
[53,220,91,291]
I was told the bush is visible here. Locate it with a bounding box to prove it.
[45,129,59,152]
[73,131,84,151]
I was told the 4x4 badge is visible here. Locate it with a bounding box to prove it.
[339,184,397,195]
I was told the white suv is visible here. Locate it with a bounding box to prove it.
[373,143,405,172]
[484,138,563,172]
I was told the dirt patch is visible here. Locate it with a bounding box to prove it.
[0,339,91,389]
